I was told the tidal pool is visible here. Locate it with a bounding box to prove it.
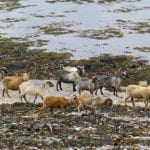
[0,0,149,62]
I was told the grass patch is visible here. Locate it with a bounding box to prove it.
[131,22,150,34]
[134,47,150,52]
[79,27,123,40]
[40,22,76,35]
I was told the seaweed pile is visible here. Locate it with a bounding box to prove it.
[0,103,149,149]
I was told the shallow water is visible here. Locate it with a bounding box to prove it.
[0,0,150,61]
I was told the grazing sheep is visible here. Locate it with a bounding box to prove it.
[125,84,150,109]
[77,93,93,112]
[36,95,78,115]
[56,66,85,92]
[94,75,122,96]
[19,80,54,103]
[0,67,9,80]
[91,97,113,110]
[2,73,29,97]
[77,92,113,113]
[76,77,96,95]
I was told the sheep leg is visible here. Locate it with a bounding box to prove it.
[2,89,5,97]
[78,103,84,113]
[59,82,63,90]
[23,95,30,103]
[100,86,104,95]
[77,104,82,113]
[60,106,65,114]
[131,97,135,107]
[95,88,98,95]
[5,89,11,98]
[56,81,60,91]
[114,88,118,97]
[125,94,130,106]
[40,95,44,100]
[34,94,38,103]
[78,89,81,95]
[90,89,93,95]
[144,97,148,109]
[73,83,76,92]
[50,108,53,114]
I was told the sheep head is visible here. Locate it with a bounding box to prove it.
[46,81,54,87]
[22,73,30,81]
[70,95,79,104]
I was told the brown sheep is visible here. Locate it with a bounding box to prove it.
[36,95,78,115]
[2,73,29,97]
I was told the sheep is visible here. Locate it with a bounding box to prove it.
[56,66,85,92]
[93,75,122,96]
[77,92,113,113]
[91,97,113,111]
[76,77,96,95]
[2,73,29,97]
[0,67,9,80]
[35,95,78,115]
[19,80,54,103]
[125,84,150,109]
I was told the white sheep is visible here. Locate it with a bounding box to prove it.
[125,84,150,109]
[19,80,54,103]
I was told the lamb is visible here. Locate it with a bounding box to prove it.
[125,84,150,109]
[93,75,122,96]
[19,80,54,103]
[2,73,29,97]
[36,95,78,115]
[91,97,113,110]
[76,77,96,95]
[56,66,85,92]
[77,92,113,113]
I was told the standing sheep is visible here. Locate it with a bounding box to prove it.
[76,77,96,95]
[2,73,29,97]
[125,84,150,109]
[56,66,85,92]
[94,75,122,96]
[19,80,54,103]
[35,95,78,115]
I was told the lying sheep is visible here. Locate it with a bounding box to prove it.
[19,80,54,103]
[2,73,29,97]
[56,66,85,92]
[76,77,96,95]
[93,75,122,96]
[77,92,113,113]
[35,95,78,115]
[125,84,150,109]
